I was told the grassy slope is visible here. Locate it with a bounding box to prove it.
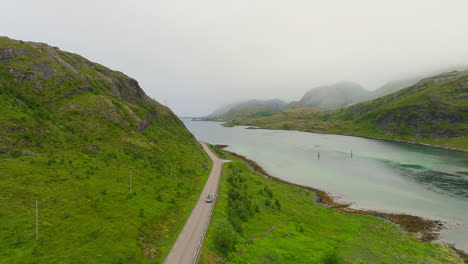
[0,37,210,263]
[232,71,468,150]
[204,106,279,122]
[200,151,462,264]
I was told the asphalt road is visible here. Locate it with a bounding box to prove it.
[164,142,226,264]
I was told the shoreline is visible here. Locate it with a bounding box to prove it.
[214,144,468,259]
[223,122,468,154]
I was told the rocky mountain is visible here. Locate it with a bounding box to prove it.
[229,70,468,150]
[0,36,209,263]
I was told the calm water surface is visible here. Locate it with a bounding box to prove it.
[183,119,468,251]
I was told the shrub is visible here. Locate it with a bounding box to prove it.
[212,220,238,256]
[275,199,281,210]
[321,251,344,264]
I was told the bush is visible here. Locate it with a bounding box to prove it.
[228,216,243,234]
[275,199,281,210]
[212,220,238,256]
[321,251,344,264]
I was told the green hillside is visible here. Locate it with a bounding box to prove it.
[204,99,287,122]
[200,148,462,264]
[206,106,279,122]
[0,37,210,263]
[229,71,468,150]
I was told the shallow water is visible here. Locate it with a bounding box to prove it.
[183,119,468,251]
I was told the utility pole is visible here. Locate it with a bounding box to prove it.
[35,200,38,240]
[351,149,353,159]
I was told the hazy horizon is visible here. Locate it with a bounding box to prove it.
[2,0,468,116]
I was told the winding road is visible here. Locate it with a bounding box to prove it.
[164,142,227,264]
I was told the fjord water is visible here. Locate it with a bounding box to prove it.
[183,119,468,251]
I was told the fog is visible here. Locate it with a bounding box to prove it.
[2,0,468,116]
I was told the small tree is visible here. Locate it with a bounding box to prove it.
[212,220,238,256]
[275,199,281,210]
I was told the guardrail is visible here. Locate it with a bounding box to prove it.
[192,164,222,264]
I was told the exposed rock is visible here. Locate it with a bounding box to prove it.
[0,48,35,60]
[32,62,56,79]
[8,68,36,84]
[22,150,39,156]
[85,144,100,152]
[137,119,150,131]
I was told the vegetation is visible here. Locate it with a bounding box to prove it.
[204,106,280,122]
[226,71,468,150]
[200,150,463,264]
[0,37,211,263]
[203,99,287,122]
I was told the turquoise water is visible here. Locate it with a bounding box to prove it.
[183,119,468,251]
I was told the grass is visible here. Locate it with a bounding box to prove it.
[0,36,211,263]
[200,150,462,264]
[204,107,279,122]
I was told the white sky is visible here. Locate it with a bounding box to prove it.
[2,0,468,116]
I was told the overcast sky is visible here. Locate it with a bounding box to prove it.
[2,0,468,116]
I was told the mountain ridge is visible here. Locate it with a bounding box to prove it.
[225,70,468,150]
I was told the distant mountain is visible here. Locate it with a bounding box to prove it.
[228,70,468,150]
[205,99,288,121]
[292,81,370,110]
